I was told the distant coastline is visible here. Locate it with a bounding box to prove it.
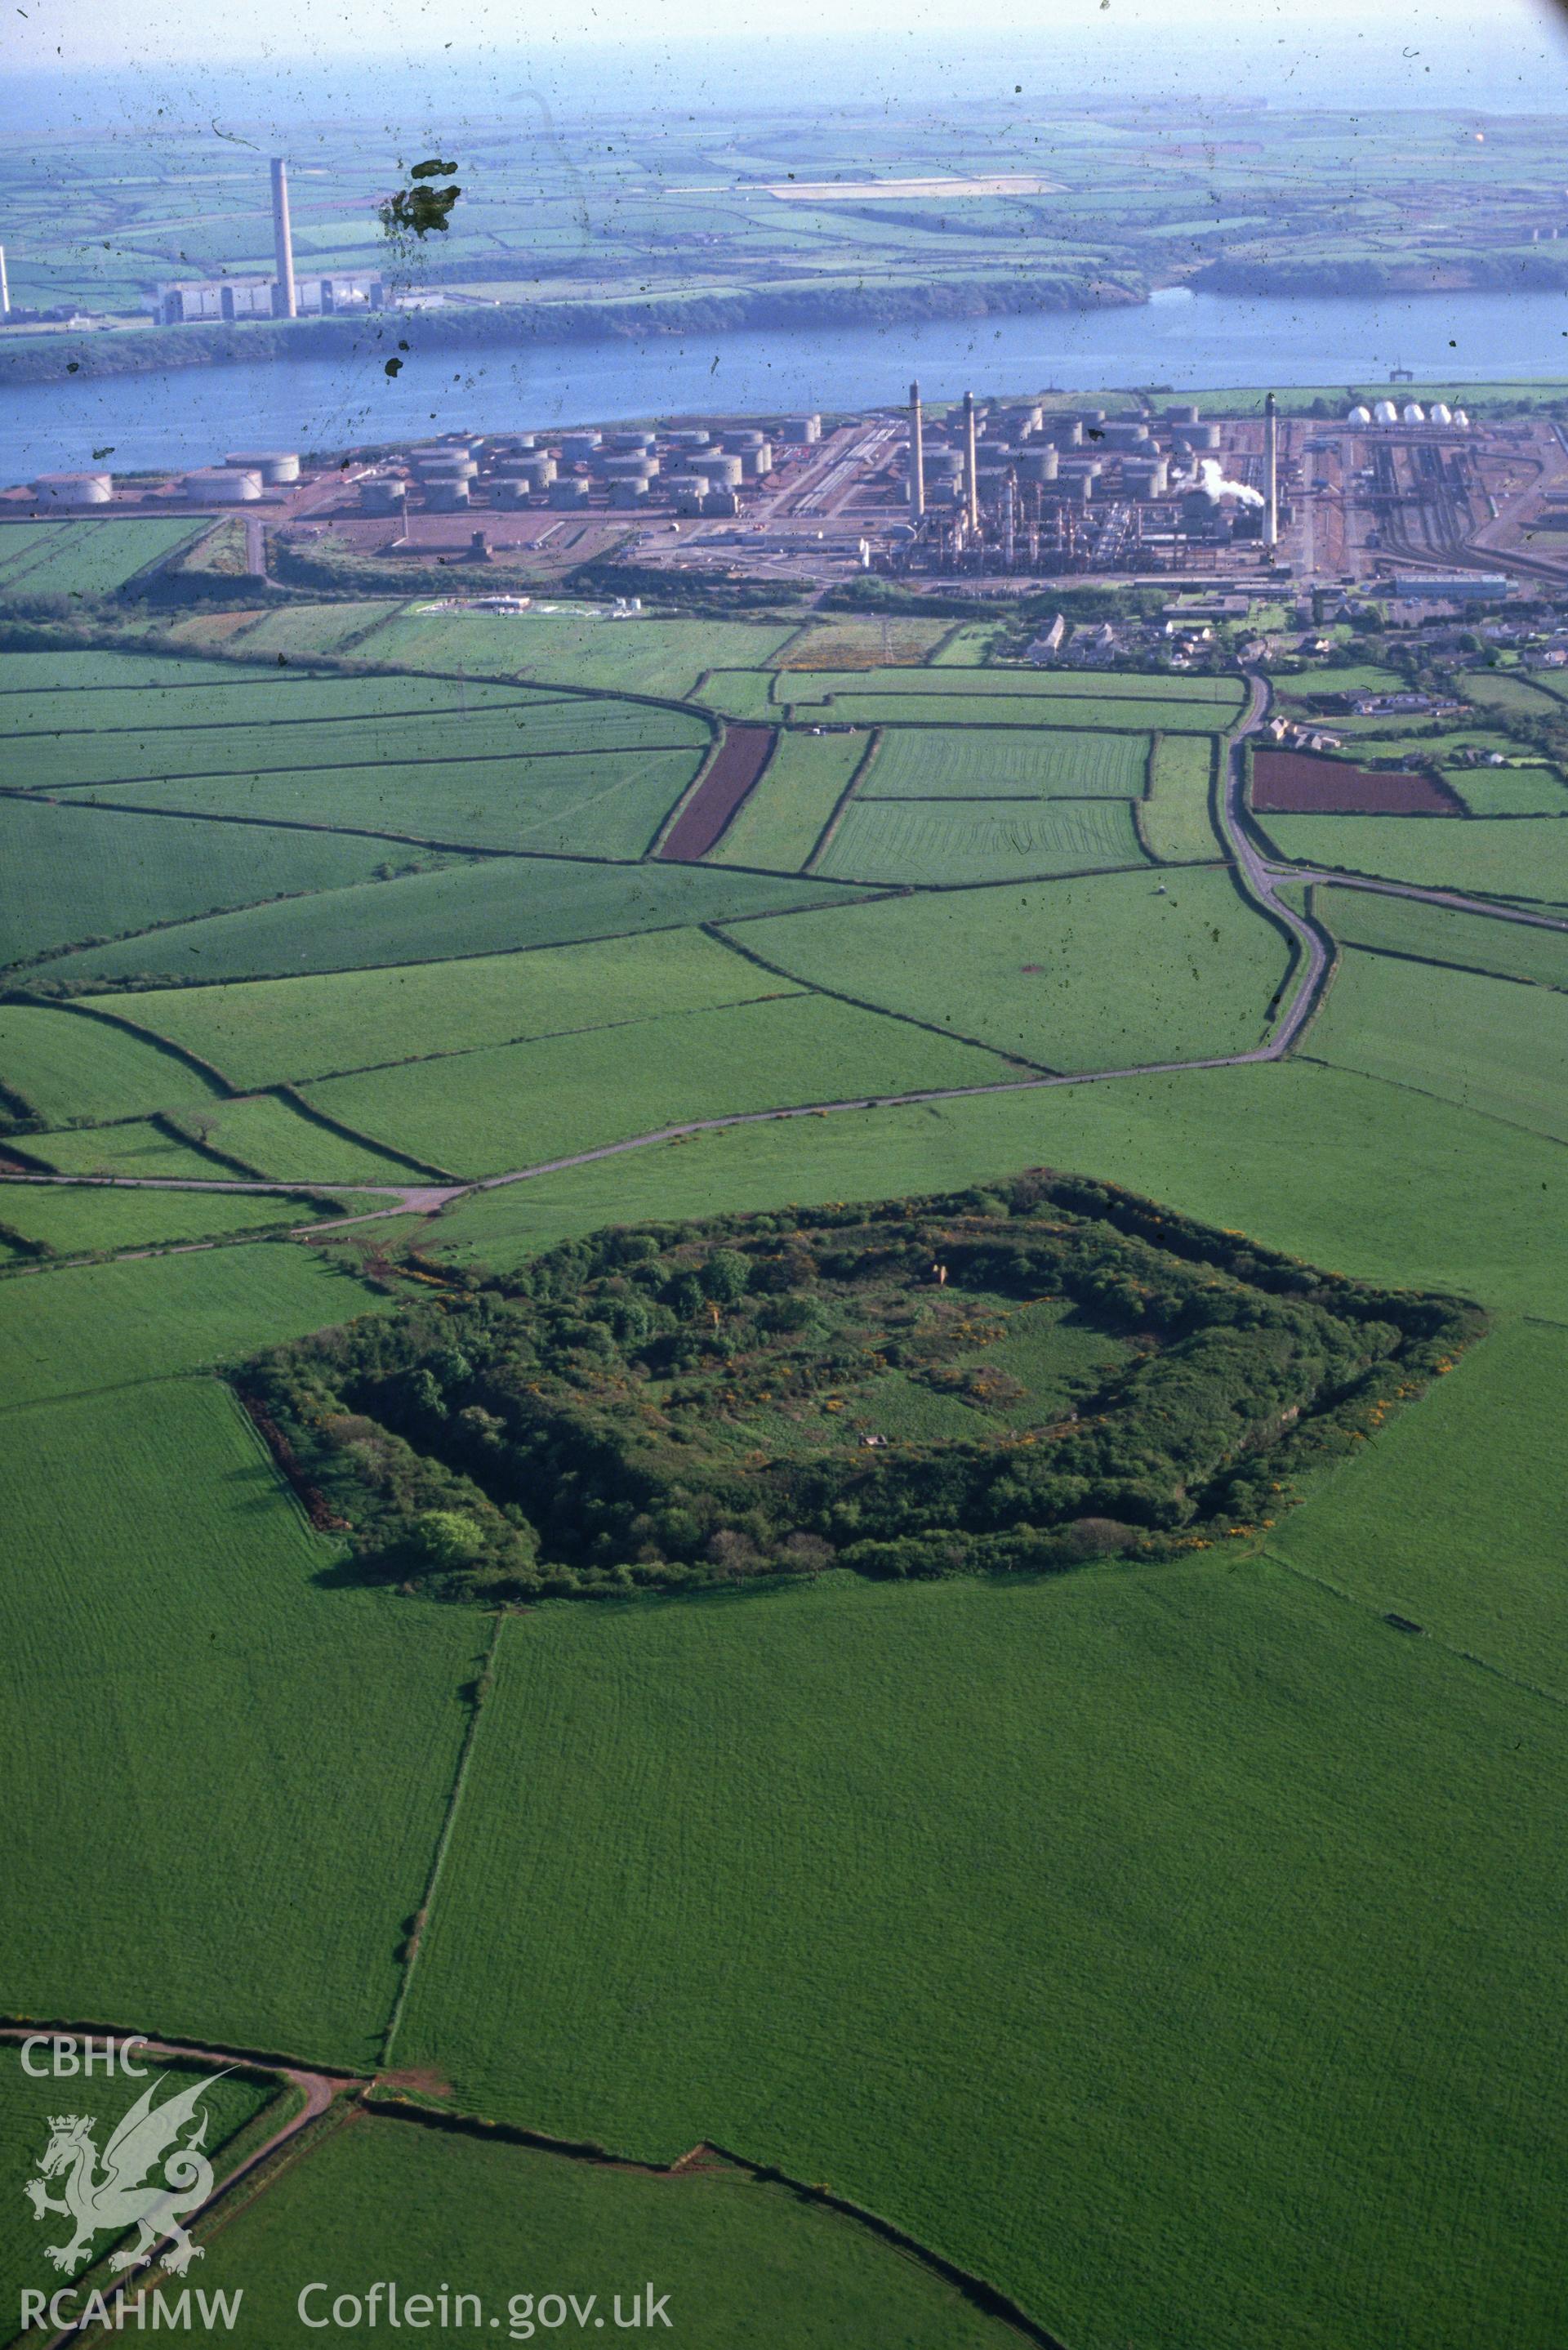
[0,276,1146,389]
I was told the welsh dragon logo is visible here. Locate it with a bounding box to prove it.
[23,2071,224,2276]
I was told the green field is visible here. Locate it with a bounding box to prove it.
[2,669,541,738]
[66,744,706,856]
[305,992,1019,1178]
[1444,767,1568,817]
[773,669,1245,709]
[33,858,868,991]
[0,650,287,693]
[392,1565,1568,2350]
[0,1239,381,1406]
[771,614,956,667]
[860,725,1148,798]
[707,729,864,870]
[0,1376,479,2058]
[356,609,796,697]
[1313,885,1568,988]
[0,1002,224,1124]
[815,794,1147,883]
[107,928,804,1090]
[0,516,199,596]
[1272,1318,1568,1697]
[1256,812,1568,904]
[1142,731,1221,861]
[0,796,438,969]
[732,867,1289,1071]
[1457,671,1563,718]
[1305,948,1568,1143]
[0,1180,340,1258]
[198,2107,1024,2350]
[220,600,406,655]
[0,2058,272,2316]
[28,1117,255,1180]
[777,691,1221,732]
[690,670,780,721]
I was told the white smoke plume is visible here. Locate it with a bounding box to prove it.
[1193,457,1265,506]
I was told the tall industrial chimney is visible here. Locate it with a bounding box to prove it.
[908,380,925,520]
[0,246,9,320]
[270,158,297,320]
[962,390,979,533]
[1263,390,1279,551]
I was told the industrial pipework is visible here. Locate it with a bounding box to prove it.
[270,158,297,320]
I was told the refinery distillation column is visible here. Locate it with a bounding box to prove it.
[1263,390,1279,551]
[270,158,297,320]
[962,390,979,533]
[908,381,925,520]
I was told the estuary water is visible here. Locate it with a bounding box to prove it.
[5,286,1568,478]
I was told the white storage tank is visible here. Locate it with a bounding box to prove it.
[1401,403,1427,426]
[425,478,471,510]
[548,478,591,508]
[225,450,300,485]
[183,467,262,502]
[32,471,113,505]
[1373,400,1400,426]
[1429,402,1453,426]
[559,431,601,460]
[608,478,650,507]
[1347,404,1373,426]
[739,443,773,478]
[359,479,408,513]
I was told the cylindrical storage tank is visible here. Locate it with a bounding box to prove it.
[32,470,113,505]
[1045,418,1084,448]
[416,456,478,481]
[693,451,742,488]
[359,479,408,513]
[1123,457,1169,497]
[515,455,557,488]
[702,488,741,515]
[1056,472,1092,505]
[1174,422,1222,452]
[740,443,773,479]
[599,454,659,479]
[610,429,657,452]
[927,448,964,478]
[1165,404,1200,426]
[1429,402,1453,426]
[1347,404,1373,426]
[673,485,709,515]
[609,477,650,507]
[425,478,471,510]
[1373,400,1399,426]
[183,467,261,502]
[559,431,601,460]
[1102,421,1152,449]
[548,477,591,508]
[1453,408,1471,430]
[1018,448,1059,484]
[666,428,712,450]
[490,479,532,508]
[225,450,301,485]
[1401,403,1426,426]
[1075,408,1107,427]
[496,433,537,453]
[722,429,765,452]
[779,414,822,442]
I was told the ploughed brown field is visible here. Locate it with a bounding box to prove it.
[661,725,777,859]
[1252,749,1460,817]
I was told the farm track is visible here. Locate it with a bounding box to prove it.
[2,673,1557,1245]
[1,2020,1068,2350]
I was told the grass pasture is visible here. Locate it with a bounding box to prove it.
[357,609,795,698]
[1457,671,1563,719]
[29,1118,261,1181]
[733,867,1290,1072]
[0,1003,223,1126]
[1272,1319,1568,1698]
[0,1238,381,1405]
[173,1090,442,1182]
[71,744,707,859]
[109,928,805,1090]
[1312,885,1568,989]
[216,601,406,656]
[0,796,429,970]
[862,726,1147,799]
[201,2107,1023,2350]
[771,614,956,667]
[1445,767,1568,817]
[35,858,871,990]
[1305,948,1568,1144]
[304,993,1019,1178]
[777,690,1219,732]
[772,668,1245,709]
[0,670,540,740]
[0,650,280,693]
[1142,731,1221,861]
[0,1377,479,2062]
[815,795,1146,884]
[1256,812,1568,905]
[0,516,198,596]
[0,1181,341,1260]
[707,729,865,870]
[394,1566,1568,2350]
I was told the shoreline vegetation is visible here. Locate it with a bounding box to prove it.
[0,274,1144,387]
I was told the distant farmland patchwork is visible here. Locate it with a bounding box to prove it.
[7,609,1568,2350]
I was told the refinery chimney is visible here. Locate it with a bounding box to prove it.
[1263,390,1279,551]
[908,381,925,520]
[270,158,297,320]
[0,246,9,320]
[962,390,979,533]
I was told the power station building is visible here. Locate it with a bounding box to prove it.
[151,156,387,324]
